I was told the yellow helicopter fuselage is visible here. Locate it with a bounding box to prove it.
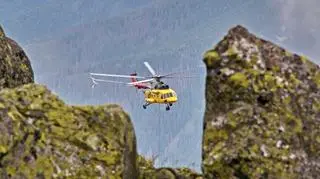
[143,88,178,104]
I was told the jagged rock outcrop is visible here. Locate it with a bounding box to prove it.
[138,155,202,179]
[0,84,138,178]
[202,25,320,178]
[0,25,34,90]
[0,24,138,178]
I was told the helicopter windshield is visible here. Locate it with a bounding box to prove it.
[155,82,169,89]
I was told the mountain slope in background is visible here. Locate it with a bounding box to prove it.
[202,25,320,178]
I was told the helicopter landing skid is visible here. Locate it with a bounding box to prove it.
[143,103,150,109]
[165,104,170,111]
[143,103,172,111]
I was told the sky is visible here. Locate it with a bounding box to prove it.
[1,0,319,172]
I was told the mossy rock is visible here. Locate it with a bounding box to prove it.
[0,25,34,90]
[202,25,320,179]
[203,50,220,68]
[0,84,138,178]
[138,155,202,179]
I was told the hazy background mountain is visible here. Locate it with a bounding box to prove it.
[1,0,319,172]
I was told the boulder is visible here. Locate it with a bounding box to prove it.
[0,25,34,90]
[202,25,320,178]
[0,84,138,178]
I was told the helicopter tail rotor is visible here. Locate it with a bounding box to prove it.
[90,76,98,88]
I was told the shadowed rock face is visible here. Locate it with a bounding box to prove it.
[0,26,4,38]
[0,84,138,178]
[0,25,34,90]
[202,25,320,178]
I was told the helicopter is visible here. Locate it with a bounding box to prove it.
[89,61,193,111]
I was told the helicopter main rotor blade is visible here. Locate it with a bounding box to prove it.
[90,77,130,84]
[90,73,146,79]
[159,67,201,78]
[161,76,199,78]
[144,62,157,76]
[127,78,154,85]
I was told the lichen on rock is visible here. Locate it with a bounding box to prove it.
[0,84,138,178]
[0,24,34,90]
[202,25,320,178]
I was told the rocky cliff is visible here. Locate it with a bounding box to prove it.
[0,25,138,179]
[0,84,138,178]
[202,25,320,178]
[0,25,34,90]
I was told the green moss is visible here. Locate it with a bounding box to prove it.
[300,55,308,63]
[226,47,237,56]
[283,95,291,105]
[313,71,320,88]
[20,63,29,71]
[289,73,301,87]
[226,112,237,128]
[247,69,260,77]
[5,166,16,176]
[0,145,7,153]
[285,112,303,134]
[204,128,228,144]
[285,51,293,57]
[228,72,249,88]
[4,55,12,67]
[262,72,278,92]
[35,156,55,178]
[272,65,281,73]
[94,152,119,165]
[312,100,320,112]
[203,50,220,67]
